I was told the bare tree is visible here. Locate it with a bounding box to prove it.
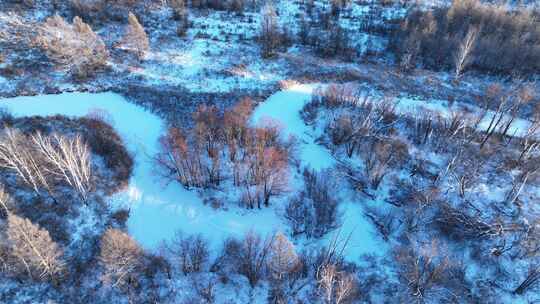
[223,231,274,287]
[326,93,397,158]
[285,169,341,238]
[31,133,92,202]
[400,34,420,72]
[70,0,139,19]
[435,203,514,240]
[514,266,540,295]
[505,161,539,205]
[518,118,540,162]
[15,0,34,7]
[477,85,514,150]
[188,274,217,304]
[169,0,187,19]
[155,104,289,209]
[267,232,299,281]
[35,15,109,78]
[454,25,480,79]
[254,147,289,208]
[0,185,13,215]
[166,232,209,275]
[317,264,356,304]
[99,228,143,289]
[155,127,205,189]
[394,241,451,303]
[224,98,254,186]
[260,3,280,58]
[120,12,150,59]
[361,139,409,190]
[5,213,65,283]
[0,128,53,199]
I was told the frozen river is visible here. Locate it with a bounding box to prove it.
[0,86,382,260]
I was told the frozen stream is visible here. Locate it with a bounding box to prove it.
[0,87,382,260]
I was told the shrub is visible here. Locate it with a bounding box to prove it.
[166,232,210,275]
[111,208,130,227]
[80,117,133,191]
[0,108,15,126]
[70,0,141,21]
[284,169,341,239]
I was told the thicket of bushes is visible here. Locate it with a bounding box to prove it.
[70,0,142,21]
[155,99,291,209]
[390,0,540,76]
[80,115,134,192]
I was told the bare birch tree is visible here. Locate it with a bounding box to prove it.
[505,162,539,206]
[31,133,92,202]
[317,264,356,304]
[6,213,65,283]
[0,128,52,199]
[99,228,143,289]
[260,3,280,58]
[0,185,13,215]
[518,98,540,161]
[454,25,480,79]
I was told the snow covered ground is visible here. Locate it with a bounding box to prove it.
[350,83,534,138]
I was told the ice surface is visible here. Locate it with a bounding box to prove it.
[252,84,335,171]
[252,84,384,260]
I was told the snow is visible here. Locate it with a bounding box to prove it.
[252,84,384,260]
[252,84,335,171]
[2,82,533,266]
[348,84,535,138]
[0,86,386,262]
[0,92,286,251]
[396,96,533,137]
[131,38,284,93]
